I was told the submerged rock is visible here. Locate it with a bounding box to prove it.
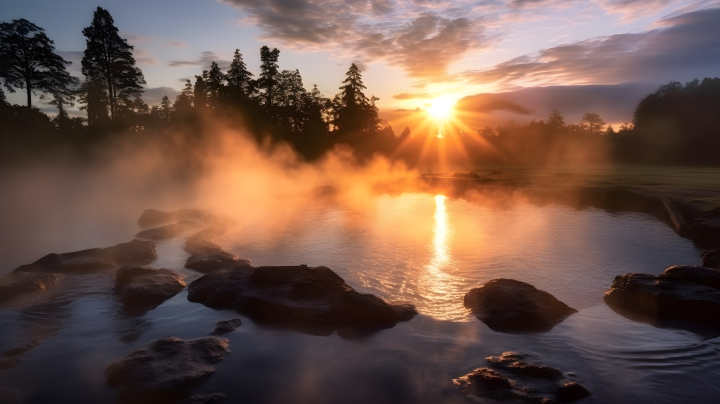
[114,266,186,315]
[14,239,157,274]
[454,351,590,403]
[187,265,417,335]
[464,279,577,333]
[184,392,227,403]
[138,208,209,228]
[0,272,60,302]
[702,247,720,269]
[212,318,242,335]
[184,225,250,273]
[106,336,230,404]
[604,272,720,325]
[0,339,43,369]
[135,224,185,240]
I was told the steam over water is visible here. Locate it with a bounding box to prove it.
[1,192,718,404]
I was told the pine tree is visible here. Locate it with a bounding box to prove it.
[0,19,79,107]
[257,46,280,110]
[160,95,172,122]
[206,61,225,107]
[78,78,110,128]
[193,74,208,111]
[174,79,194,113]
[81,7,146,120]
[333,63,379,135]
[226,49,253,104]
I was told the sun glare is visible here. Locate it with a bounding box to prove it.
[428,97,455,121]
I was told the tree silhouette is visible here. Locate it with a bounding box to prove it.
[257,46,280,110]
[581,112,605,136]
[226,49,253,104]
[78,78,110,129]
[0,19,78,107]
[333,63,379,135]
[206,61,225,107]
[81,7,145,120]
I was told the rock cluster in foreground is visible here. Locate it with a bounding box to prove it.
[114,266,186,315]
[135,223,186,240]
[604,265,720,325]
[188,265,416,336]
[0,272,60,303]
[464,279,577,333]
[453,351,590,403]
[105,336,230,404]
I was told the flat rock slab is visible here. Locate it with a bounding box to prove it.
[453,351,590,403]
[212,318,242,334]
[663,265,720,290]
[135,224,185,240]
[184,392,227,403]
[0,272,60,302]
[464,279,577,333]
[14,239,157,274]
[114,266,186,315]
[138,208,210,228]
[106,336,230,404]
[604,272,720,325]
[187,265,417,335]
[702,247,720,269]
[184,226,251,273]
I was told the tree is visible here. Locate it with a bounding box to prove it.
[226,49,253,103]
[333,63,379,135]
[547,109,565,132]
[174,79,194,113]
[581,112,605,136]
[205,61,225,108]
[257,46,280,110]
[0,19,78,107]
[81,7,145,120]
[77,78,110,129]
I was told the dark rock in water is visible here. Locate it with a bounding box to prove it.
[453,172,481,179]
[14,239,157,274]
[212,319,242,334]
[662,265,720,290]
[0,357,21,369]
[184,392,226,403]
[106,336,230,404]
[138,208,210,228]
[0,272,60,302]
[135,224,185,240]
[0,339,43,369]
[486,352,563,379]
[184,225,251,273]
[464,279,577,333]
[187,265,417,335]
[604,272,720,325]
[691,218,720,248]
[556,382,591,402]
[702,247,720,269]
[114,266,186,315]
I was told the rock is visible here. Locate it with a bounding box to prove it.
[702,247,720,269]
[14,239,157,274]
[662,265,720,290]
[184,392,226,404]
[135,224,185,240]
[138,208,209,228]
[604,272,720,325]
[453,172,481,179]
[556,382,591,402]
[187,265,417,335]
[691,218,720,248]
[184,226,250,273]
[212,319,242,335]
[114,266,186,315]
[0,272,60,302]
[464,279,577,333]
[105,336,230,404]
[486,352,563,379]
[0,339,43,369]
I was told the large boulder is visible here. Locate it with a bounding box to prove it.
[114,266,186,315]
[187,265,416,335]
[105,336,230,404]
[135,224,185,240]
[14,239,157,274]
[0,272,60,303]
[604,272,720,325]
[702,247,720,269]
[662,265,720,290]
[184,225,250,273]
[464,279,577,333]
[138,208,210,228]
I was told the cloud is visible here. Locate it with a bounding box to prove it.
[464,7,720,87]
[168,51,231,70]
[392,92,435,100]
[455,94,532,114]
[168,41,189,48]
[134,48,160,66]
[593,0,674,20]
[143,87,181,105]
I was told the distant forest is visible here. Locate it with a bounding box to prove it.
[1,7,719,168]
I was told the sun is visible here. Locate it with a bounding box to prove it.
[427,97,455,121]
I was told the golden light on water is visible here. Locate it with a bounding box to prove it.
[432,195,450,266]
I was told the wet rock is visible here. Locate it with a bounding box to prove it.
[138,208,209,228]
[184,392,226,403]
[105,336,230,404]
[604,272,720,325]
[114,266,186,315]
[464,279,577,333]
[0,272,60,302]
[702,247,720,269]
[135,224,185,240]
[14,239,157,274]
[184,225,250,273]
[486,352,563,379]
[662,265,720,290]
[187,265,417,335]
[556,382,591,402]
[212,318,242,334]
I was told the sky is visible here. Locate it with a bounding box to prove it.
[2,0,720,125]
